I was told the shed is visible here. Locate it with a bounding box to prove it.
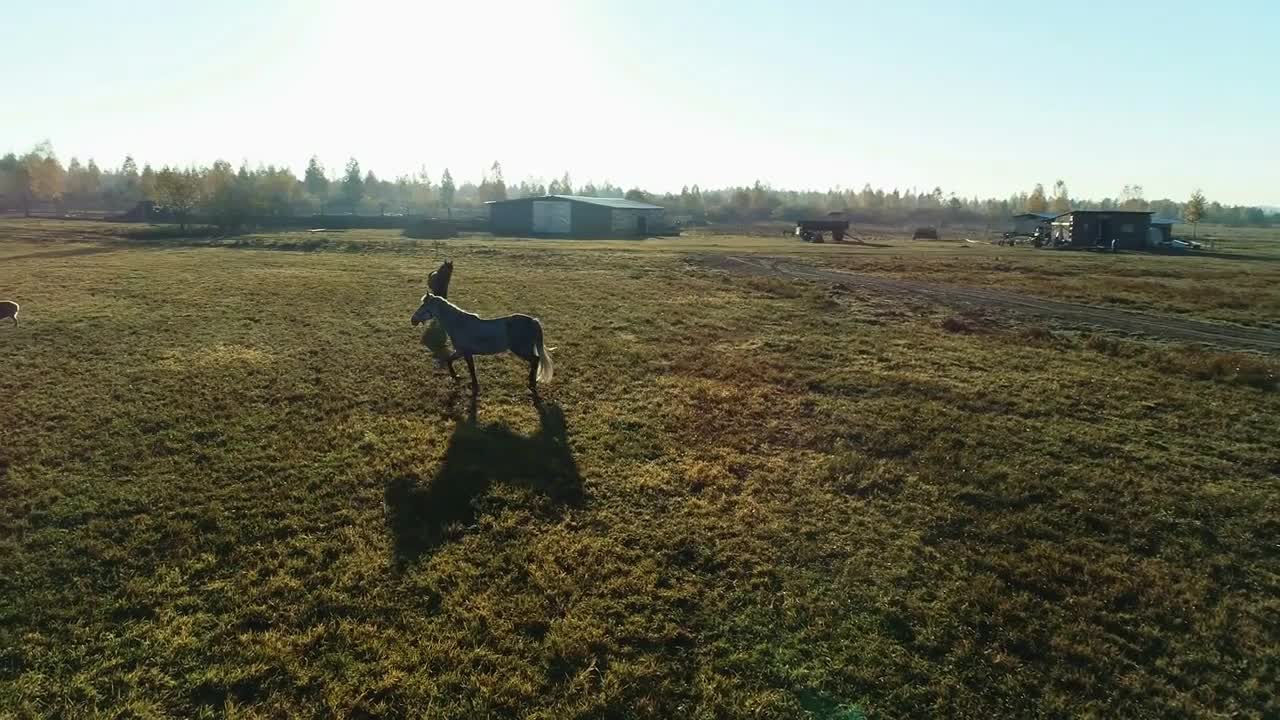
[1050,210,1153,250]
[487,195,666,237]
[1011,212,1057,236]
[1149,217,1176,246]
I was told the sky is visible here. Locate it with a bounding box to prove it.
[4,0,1278,205]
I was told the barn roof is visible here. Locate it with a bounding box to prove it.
[1053,210,1154,218]
[1013,212,1057,220]
[486,195,663,210]
[1150,217,1178,226]
[554,195,663,209]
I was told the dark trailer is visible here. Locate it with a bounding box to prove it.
[1050,210,1153,250]
[794,219,850,243]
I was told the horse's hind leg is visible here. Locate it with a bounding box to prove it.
[511,346,539,394]
[464,354,480,395]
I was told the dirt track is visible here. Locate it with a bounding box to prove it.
[691,254,1280,353]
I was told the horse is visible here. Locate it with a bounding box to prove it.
[421,261,454,367]
[427,261,453,297]
[411,293,553,396]
[0,301,18,327]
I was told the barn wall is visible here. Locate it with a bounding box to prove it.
[489,198,666,237]
[569,202,613,236]
[1062,213,1151,249]
[1114,216,1151,249]
[489,200,532,235]
[532,201,573,234]
[610,208,665,235]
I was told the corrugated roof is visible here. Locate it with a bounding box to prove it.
[486,195,663,210]
[552,195,664,209]
[1054,210,1154,218]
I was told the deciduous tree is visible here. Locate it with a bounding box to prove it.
[155,167,202,230]
[1027,183,1048,213]
[1185,189,1206,244]
[21,141,65,214]
[1050,180,1070,213]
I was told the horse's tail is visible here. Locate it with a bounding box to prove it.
[534,320,554,384]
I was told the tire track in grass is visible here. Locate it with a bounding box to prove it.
[691,254,1280,353]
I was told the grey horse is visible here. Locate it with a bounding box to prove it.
[411,293,553,395]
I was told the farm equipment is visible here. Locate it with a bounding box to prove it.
[996,226,1050,247]
[795,219,851,243]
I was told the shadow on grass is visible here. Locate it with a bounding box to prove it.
[2,245,124,261]
[384,399,582,566]
[1185,249,1280,264]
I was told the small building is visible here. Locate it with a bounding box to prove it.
[1149,217,1176,246]
[1050,210,1153,250]
[487,195,665,237]
[1011,212,1056,236]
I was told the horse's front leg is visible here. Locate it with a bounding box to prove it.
[445,351,463,381]
[464,354,480,395]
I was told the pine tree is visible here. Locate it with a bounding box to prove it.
[439,169,456,217]
[85,159,102,197]
[66,157,85,197]
[304,156,329,214]
[140,164,157,200]
[342,158,363,211]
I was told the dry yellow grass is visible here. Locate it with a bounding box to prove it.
[1,220,1276,718]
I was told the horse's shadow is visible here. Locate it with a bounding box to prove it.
[384,399,583,567]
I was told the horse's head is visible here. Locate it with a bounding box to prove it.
[411,293,439,326]
[428,260,453,298]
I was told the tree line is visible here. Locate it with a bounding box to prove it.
[0,142,1272,229]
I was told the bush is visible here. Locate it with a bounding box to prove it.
[1152,349,1277,391]
[1084,334,1127,356]
[1020,325,1057,343]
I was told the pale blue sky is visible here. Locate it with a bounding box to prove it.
[4,0,1277,204]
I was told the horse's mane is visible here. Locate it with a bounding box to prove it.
[427,293,480,321]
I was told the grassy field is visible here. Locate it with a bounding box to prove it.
[795,224,1280,330]
[1,221,1277,718]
